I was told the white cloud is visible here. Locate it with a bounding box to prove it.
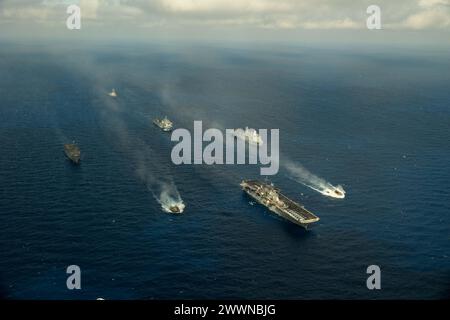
[418,0,450,8]
[0,0,449,32]
[403,8,450,29]
[303,18,360,30]
[396,0,450,29]
[79,0,99,19]
[160,0,293,13]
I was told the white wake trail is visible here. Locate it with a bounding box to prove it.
[283,159,345,199]
[154,181,185,214]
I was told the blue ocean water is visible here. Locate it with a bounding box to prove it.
[0,41,449,299]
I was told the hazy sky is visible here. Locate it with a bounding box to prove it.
[1,0,449,45]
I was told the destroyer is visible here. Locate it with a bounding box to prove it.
[64,143,81,164]
[241,180,319,229]
[153,116,173,131]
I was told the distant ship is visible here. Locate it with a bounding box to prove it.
[108,89,117,97]
[233,127,263,145]
[169,205,182,214]
[241,180,319,229]
[64,143,81,164]
[322,185,346,199]
[153,116,173,131]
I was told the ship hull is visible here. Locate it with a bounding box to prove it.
[241,180,319,230]
[243,189,312,229]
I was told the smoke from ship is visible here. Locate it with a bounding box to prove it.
[283,159,346,199]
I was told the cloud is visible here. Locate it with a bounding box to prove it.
[79,0,99,19]
[403,8,450,29]
[159,0,293,13]
[303,18,360,30]
[418,0,450,8]
[400,0,450,29]
[0,0,449,33]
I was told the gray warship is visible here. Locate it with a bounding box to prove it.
[241,180,319,229]
[64,143,81,164]
[153,116,173,131]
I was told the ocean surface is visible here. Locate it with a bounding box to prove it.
[0,41,449,299]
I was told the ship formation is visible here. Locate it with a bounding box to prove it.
[64,89,345,225]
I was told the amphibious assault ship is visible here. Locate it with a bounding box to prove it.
[153,116,173,131]
[64,143,81,164]
[241,180,319,229]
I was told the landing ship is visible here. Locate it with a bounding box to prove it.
[64,143,81,164]
[153,116,173,132]
[241,180,319,229]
